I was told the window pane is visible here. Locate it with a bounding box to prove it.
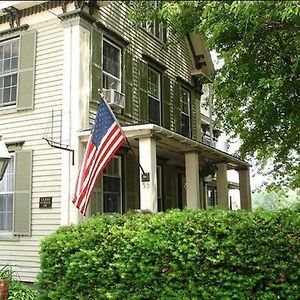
[3,59,10,73]
[149,96,160,125]
[11,57,18,71]
[11,40,19,57]
[4,75,11,87]
[103,74,120,91]
[148,68,160,98]
[11,87,16,102]
[11,74,17,86]
[103,40,120,79]
[3,88,10,102]
[3,44,11,59]
[181,114,190,137]
[103,193,121,213]
[0,46,3,60]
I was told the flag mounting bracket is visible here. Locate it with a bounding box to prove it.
[43,138,75,166]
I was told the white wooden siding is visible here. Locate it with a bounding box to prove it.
[0,17,63,282]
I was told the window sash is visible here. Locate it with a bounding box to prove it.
[0,154,14,232]
[102,39,121,92]
[103,156,122,214]
[180,87,191,137]
[0,38,19,107]
[148,67,161,124]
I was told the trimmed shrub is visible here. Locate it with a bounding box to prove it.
[38,209,300,299]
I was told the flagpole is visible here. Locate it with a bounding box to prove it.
[98,91,147,176]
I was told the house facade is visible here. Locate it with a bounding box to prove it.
[0,0,251,282]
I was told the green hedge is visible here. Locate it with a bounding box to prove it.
[38,209,300,299]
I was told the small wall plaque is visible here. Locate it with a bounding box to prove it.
[141,172,150,182]
[39,197,52,208]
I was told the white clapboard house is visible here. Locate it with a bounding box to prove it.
[0,1,251,282]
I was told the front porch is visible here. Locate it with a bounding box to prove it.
[78,124,251,216]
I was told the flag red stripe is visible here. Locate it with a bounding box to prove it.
[81,125,119,186]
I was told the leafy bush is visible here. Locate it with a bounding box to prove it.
[0,266,38,300]
[38,209,300,299]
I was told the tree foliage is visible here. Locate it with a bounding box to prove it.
[128,1,300,187]
[252,188,300,211]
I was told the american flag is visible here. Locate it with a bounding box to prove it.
[72,98,125,215]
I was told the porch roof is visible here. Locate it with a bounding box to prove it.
[79,124,250,171]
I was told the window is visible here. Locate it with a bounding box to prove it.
[103,156,122,213]
[0,154,14,232]
[0,38,19,107]
[102,39,121,92]
[90,156,122,215]
[180,87,191,137]
[144,1,165,41]
[148,67,161,125]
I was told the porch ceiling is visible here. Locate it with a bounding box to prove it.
[79,124,250,171]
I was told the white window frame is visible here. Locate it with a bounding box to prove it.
[0,38,19,108]
[0,153,14,234]
[148,66,161,125]
[102,38,122,92]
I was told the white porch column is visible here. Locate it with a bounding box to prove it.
[185,152,200,209]
[61,18,90,225]
[216,163,229,209]
[139,137,157,212]
[238,168,252,211]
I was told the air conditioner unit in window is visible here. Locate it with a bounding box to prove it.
[103,89,125,110]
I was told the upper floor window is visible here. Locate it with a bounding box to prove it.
[0,154,14,232]
[148,67,161,125]
[143,1,166,42]
[0,38,19,107]
[145,20,164,41]
[102,39,121,92]
[180,87,191,138]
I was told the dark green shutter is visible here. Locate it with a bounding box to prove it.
[14,150,32,236]
[191,92,201,141]
[173,82,181,133]
[138,60,148,123]
[124,50,133,116]
[91,28,102,102]
[17,31,36,110]
[162,74,170,129]
[125,153,139,211]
